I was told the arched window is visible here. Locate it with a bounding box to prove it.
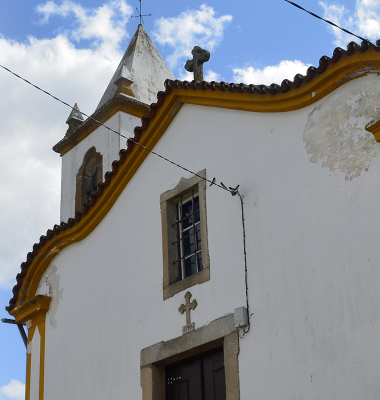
[75,147,103,213]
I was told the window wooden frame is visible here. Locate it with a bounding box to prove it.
[160,170,210,300]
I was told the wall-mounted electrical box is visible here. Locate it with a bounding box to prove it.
[234,306,248,328]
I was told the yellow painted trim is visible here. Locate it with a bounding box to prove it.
[10,296,51,400]
[25,353,32,400]
[55,98,149,156]
[37,320,46,400]
[12,49,380,311]
[55,51,380,156]
[26,324,37,343]
[10,295,51,325]
[173,54,380,113]
[25,324,37,400]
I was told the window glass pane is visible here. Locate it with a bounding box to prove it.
[182,199,193,229]
[178,195,202,279]
[184,255,196,278]
[183,229,195,255]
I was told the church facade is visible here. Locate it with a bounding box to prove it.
[6,26,380,400]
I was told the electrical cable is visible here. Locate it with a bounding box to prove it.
[0,62,251,335]
[238,193,250,335]
[1,0,376,340]
[285,0,379,48]
[0,63,232,194]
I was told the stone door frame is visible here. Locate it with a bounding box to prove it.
[140,314,240,400]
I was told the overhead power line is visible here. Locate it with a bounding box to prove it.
[0,62,234,194]
[285,0,378,48]
[0,63,251,335]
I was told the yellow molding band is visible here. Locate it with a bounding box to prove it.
[175,55,380,113]
[55,51,380,157]
[12,49,380,310]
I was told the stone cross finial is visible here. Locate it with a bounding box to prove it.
[66,103,84,135]
[130,0,151,25]
[184,46,210,82]
[178,291,197,325]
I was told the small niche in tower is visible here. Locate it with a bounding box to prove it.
[75,147,103,213]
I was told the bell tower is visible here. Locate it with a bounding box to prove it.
[53,25,174,222]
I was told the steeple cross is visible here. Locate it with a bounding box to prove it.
[178,291,197,325]
[184,46,210,82]
[130,0,151,25]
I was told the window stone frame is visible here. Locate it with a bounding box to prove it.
[160,170,210,300]
[140,314,240,400]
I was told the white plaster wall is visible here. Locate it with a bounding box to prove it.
[29,328,40,400]
[60,112,141,222]
[40,74,380,399]
[119,111,141,149]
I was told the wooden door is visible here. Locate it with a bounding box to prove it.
[166,348,226,400]
[202,350,226,400]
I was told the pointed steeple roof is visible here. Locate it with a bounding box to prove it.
[96,25,175,111]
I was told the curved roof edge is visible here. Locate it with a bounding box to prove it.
[7,39,380,313]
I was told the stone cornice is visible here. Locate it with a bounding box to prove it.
[10,295,51,325]
[53,94,149,156]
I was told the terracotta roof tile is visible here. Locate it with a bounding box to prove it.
[6,39,380,312]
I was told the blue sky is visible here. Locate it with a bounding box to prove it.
[0,0,378,398]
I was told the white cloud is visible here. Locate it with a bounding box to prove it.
[233,60,310,85]
[36,0,133,47]
[178,70,194,81]
[153,5,232,72]
[178,69,221,82]
[0,1,131,289]
[0,380,25,400]
[320,0,380,47]
[204,70,221,82]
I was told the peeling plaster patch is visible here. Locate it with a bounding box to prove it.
[304,76,380,180]
[27,339,32,354]
[168,100,182,117]
[335,66,380,84]
[22,285,28,299]
[40,264,63,328]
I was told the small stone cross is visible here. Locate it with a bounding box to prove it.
[178,291,197,325]
[184,46,210,82]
